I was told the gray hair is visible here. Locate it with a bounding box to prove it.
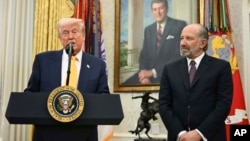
[198,25,209,51]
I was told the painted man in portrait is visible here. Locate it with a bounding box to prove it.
[123,0,187,85]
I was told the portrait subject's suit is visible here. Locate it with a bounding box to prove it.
[25,50,110,141]
[123,17,186,84]
[159,54,233,141]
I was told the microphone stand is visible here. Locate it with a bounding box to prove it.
[65,43,73,86]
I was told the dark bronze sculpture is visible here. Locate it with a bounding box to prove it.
[129,92,159,140]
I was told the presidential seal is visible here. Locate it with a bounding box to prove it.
[47,86,84,123]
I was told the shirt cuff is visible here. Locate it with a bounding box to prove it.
[195,129,207,141]
[177,130,187,141]
[152,68,157,78]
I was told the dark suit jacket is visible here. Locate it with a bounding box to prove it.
[24,50,110,141]
[123,17,186,84]
[158,54,233,141]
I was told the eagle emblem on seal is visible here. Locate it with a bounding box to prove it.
[58,94,75,114]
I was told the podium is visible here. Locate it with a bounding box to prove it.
[5,92,124,141]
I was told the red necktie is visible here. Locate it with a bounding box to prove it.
[157,24,162,48]
[189,60,196,84]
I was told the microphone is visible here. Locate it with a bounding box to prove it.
[65,43,74,56]
[65,43,74,86]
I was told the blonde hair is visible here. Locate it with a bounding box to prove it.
[57,18,85,36]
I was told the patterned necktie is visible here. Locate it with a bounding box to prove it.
[189,60,196,84]
[157,24,162,48]
[69,56,78,88]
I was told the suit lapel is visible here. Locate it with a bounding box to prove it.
[191,54,211,87]
[178,58,190,90]
[160,17,173,48]
[78,53,91,92]
[161,18,171,41]
[150,23,158,57]
[49,50,62,88]
[178,55,212,89]
[154,18,172,56]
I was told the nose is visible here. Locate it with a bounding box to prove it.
[68,32,74,39]
[156,9,161,14]
[180,38,186,46]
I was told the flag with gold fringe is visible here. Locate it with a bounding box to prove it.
[74,0,112,141]
[199,0,249,141]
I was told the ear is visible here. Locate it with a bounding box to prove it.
[200,39,207,49]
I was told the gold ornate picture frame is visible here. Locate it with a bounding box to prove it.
[114,0,198,92]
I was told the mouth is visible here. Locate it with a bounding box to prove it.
[181,47,189,52]
[68,42,75,45]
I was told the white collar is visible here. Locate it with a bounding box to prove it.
[186,52,205,68]
[63,49,83,62]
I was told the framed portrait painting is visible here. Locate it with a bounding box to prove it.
[114,0,198,92]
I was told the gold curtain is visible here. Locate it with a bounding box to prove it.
[28,0,74,141]
[32,0,75,56]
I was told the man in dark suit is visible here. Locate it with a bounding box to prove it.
[123,0,186,85]
[158,23,233,141]
[24,18,110,141]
